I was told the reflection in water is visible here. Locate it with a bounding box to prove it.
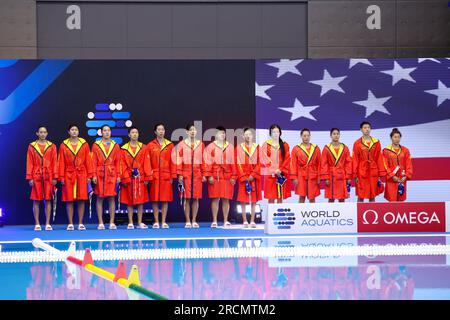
[24,256,416,300]
[0,236,449,300]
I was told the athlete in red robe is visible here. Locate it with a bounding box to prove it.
[261,126,291,202]
[204,127,236,228]
[120,127,152,229]
[58,125,93,230]
[352,122,386,201]
[320,128,352,201]
[92,125,121,230]
[175,124,206,228]
[26,126,58,230]
[236,128,261,228]
[290,129,321,202]
[382,128,413,202]
[147,123,177,229]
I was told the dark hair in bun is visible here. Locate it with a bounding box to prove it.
[390,128,402,138]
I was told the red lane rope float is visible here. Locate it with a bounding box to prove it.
[32,238,168,300]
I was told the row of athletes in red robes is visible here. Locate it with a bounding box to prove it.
[164,122,413,206]
[27,124,174,229]
[26,122,413,229]
[286,123,413,203]
[228,123,413,205]
[27,123,269,229]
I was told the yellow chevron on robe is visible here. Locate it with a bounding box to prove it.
[95,139,117,158]
[122,142,143,157]
[327,143,344,165]
[63,137,86,155]
[361,136,379,149]
[299,143,316,164]
[30,141,52,157]
[241,142,257,157]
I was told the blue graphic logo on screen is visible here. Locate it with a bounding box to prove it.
[86,103,132,144]
[272,208,296,229]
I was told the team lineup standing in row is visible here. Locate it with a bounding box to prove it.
[26,121,413,231]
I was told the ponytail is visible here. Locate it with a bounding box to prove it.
[279,137,286,160]
[269,124,285,160]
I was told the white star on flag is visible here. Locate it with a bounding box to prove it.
[255,82,274,100]
[349,59,373,69]
[380,61,417,86]
[418,58,441,64]
[425,81,450,107]
[267,59,303,78]
[279,98,320,121]
[353,90,392,118]
[309,70,346,96]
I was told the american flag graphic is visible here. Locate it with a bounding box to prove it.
[255,58,450,203]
